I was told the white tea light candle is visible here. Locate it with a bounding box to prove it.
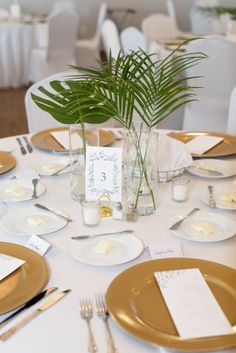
[81,200,99,226]
[172,176,189,202]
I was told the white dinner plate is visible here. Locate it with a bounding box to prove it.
[28,158,70,176]
[170,211,236,242]
[200,183,236,210]
[70,233,144,266]
[0,179,46,202]
[187,159,236,179]
[1,207,68,236]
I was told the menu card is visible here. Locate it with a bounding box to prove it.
[154,268,233,339]
[51,130,83,150]
[0,253,25,281]
[186,136,224,155]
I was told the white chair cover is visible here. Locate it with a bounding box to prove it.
[183,36,236,132]
[227,86,236,135]
[28,10,79,82]
[25,71,73,133]
[75,2,107,66]
[101,19,122,59]
[190,2,223,35]
[120,26,147,54]
[141,14,177,46]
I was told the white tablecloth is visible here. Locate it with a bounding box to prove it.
[0,22,47,88]
[0,133,236,353]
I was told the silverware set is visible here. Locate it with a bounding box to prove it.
[80,294,118,353]
[16,136,33,155]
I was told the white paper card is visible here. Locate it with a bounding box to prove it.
[15,170,40,180]
[25,234,50,256]
[154,268,233,339]
[186,136,224,155]
[51,130,83,150]
[85,146,123,202]
[149,242,183,259]
[0,253,25,281]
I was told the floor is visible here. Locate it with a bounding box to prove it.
[0,87,28,138]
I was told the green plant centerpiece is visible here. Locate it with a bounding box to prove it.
[32,46,206,215]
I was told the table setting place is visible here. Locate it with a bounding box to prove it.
[1,126,236,353]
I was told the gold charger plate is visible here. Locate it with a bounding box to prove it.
[31,127,115,153]
[169,131,236,157]
[0,242,49,315]
[0,151,16,175]
[106,258,236,352]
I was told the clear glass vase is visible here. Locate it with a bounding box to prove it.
[69,124,99,202]
[124,125,158,216]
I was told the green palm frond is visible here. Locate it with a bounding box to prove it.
[32,45,207,129]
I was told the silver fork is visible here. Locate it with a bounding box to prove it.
[208,185,216,208]
[79,298,97,353]
[95,293,118,353]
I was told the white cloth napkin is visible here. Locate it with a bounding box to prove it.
[157,134,193,182]
[51,130,83,150]
[185,135,224,155]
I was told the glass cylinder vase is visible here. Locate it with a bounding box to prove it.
[124,125,158,216]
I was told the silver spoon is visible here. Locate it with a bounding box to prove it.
[32,178,39,199]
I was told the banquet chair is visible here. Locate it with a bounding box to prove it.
[28,10,79,83]
[101,19,122,59]
[25,71,73,133]
[227,86,236,135]
[120,26,147,54]
[183,36,236,133]
[75,2,107,66]
[190,2,223,35]
[141,14,177,47]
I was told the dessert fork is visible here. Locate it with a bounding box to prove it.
[79,298,97,353]
[95,293,118,353]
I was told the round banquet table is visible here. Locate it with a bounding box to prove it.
[0,131,236,353]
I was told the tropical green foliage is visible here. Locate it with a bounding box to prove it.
[197,6,236,20]
[32,45,206,129]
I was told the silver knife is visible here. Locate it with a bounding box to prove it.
[23,136,33,153]
[169,208,200,231]
[71,229,134,240]
[16,137,27,155]
[0,289,71,342]
[0,287,57,329]
[34,203,72,222]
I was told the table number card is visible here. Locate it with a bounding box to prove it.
[85,146,123,201]
[0,253,25,281]
[154,268,233,339]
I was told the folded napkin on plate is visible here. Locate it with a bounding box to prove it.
[157,134,193,182]
[185,135,224,155]
[51,130,83,150]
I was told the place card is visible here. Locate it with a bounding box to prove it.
[85,146,123,202]
[149,242,183,259]
[25,235,50,256]
[154,268,233,339]
[0,253,25,281]
[14,170,39,180]
[51,130,83,150]
[186,136,224,155]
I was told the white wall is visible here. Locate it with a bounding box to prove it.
[2,0,236,36]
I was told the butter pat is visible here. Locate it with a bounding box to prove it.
[93,239,115,254]
[42,164,58,172]
[220,193,236,203]
[191,222,215,235]
[5,187,26,196]
[27,215,46,226]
